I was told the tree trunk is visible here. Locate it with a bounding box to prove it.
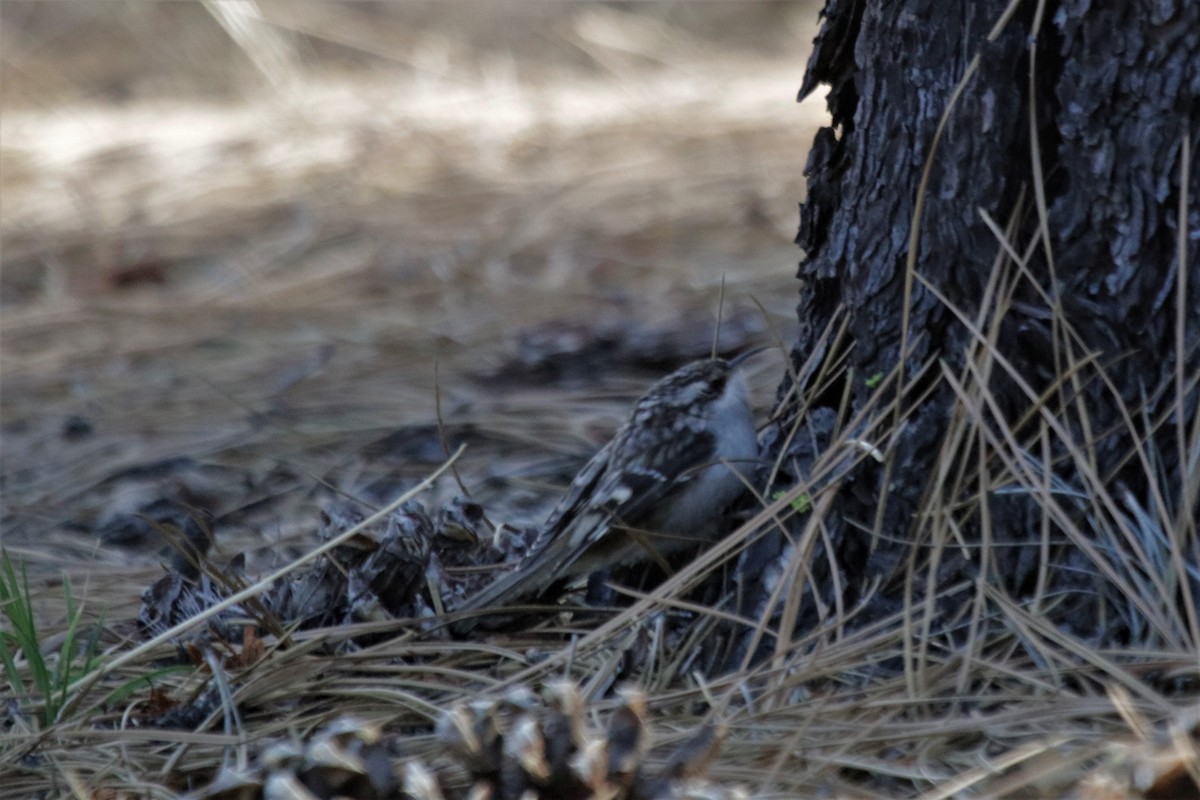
[742,0,1199,661]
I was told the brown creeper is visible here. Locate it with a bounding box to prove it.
[454,357,757,628]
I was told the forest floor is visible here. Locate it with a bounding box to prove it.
[1,3,1192,798]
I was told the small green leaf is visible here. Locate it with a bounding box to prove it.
[771,490,812,514]
[865,372,884,388]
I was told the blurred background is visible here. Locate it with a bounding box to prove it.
[0,1,826,568]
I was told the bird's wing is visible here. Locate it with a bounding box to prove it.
[586,417,718,529]
[528,421,718,583]
[454,420,717,619]
[526,438,616,556]
[451,441,616,616]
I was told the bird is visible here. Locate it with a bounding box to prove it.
[453,355,758,630]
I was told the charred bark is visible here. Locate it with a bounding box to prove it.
[743,0,1200,661]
